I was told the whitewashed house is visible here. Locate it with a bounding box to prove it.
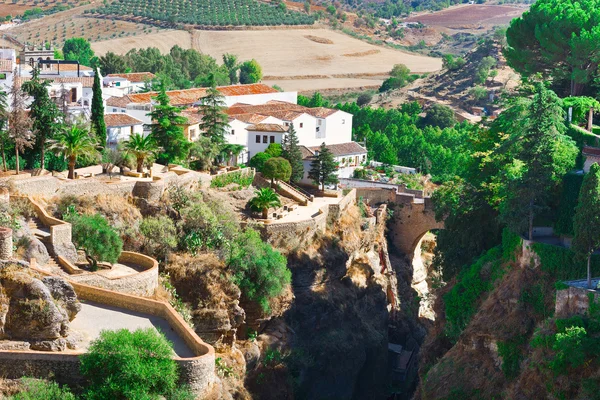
[105,73,156,95]
[105,114,144,149]
[299,142,368,184]
[247,124,289,156]
[0,48,15,94]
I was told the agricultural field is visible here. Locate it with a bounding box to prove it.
[0,0,90,18]
[92,28,442,91]
[88,0,316,27]
[404,4,525,30]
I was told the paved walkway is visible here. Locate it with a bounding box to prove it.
[70,301,194,358]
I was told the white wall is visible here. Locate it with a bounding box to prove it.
[322,111,353,145]
[248,131,284,158]
[107,124,144,148]
[300,152,367,184]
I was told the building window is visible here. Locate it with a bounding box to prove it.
[256,135,260,143]
[263,135,268,143]
[342,119,345,124]
[270,136,275,143]
[121,110,126,113]
[318,120,322,126]
[190,129,197,139]
[116,82,121,87]
[231,129,235,135]
[299,122,303,128]
[112,108,117,112]
[284,122,289,127]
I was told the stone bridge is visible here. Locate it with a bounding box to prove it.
[353,186,444,259]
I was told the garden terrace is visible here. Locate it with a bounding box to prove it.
[88,0,316,27]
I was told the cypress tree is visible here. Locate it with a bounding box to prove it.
[308,142,339,191]
[148,82,190,165]
[198,81,229,145]
[281,122,304,183]
[91,68,106,147]
[572,163,600,288]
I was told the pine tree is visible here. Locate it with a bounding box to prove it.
[308,142,339,191]
[572,163,600,288]
[281,123,304,183]
[198,82,229,145]
[91,68,106,147]
[8,71,33,175]
[22,67,62,170]
[148,82,190,165]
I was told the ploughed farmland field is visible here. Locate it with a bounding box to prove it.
[88,0,316,26]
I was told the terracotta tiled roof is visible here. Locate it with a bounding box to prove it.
[16,76,94,87]
[0,60,13,73]
[127,84,279,106]
[226,101,340,120]
[308,142,367,157]
[231,113,270,124]
[108,72,156,82]
[106,96,132,108]
[299,145,315,159]
[47,63,92,72]
[246,123,288,133]
[583,146,600,157]
[104,113,144,127]
[304,107,338,118]
[181,110,202,125]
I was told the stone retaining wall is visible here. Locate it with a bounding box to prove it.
[556,285,600,318]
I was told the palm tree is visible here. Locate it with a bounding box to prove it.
[51,125,99,179]
[249,187,281,220]
[219,143,245,166]
[123,133,159,173]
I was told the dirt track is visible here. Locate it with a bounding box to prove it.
[92,28,442,91]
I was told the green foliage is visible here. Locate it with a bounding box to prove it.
[179,199,229,252]
[249,187,281,219]
[148,82,190,164]
[263,157,292,183]
[239,59,262,84]
[469,85,488,102]
[160,273,194,327]
[80,328,180,400]
[248,152,272,172]
[443,246,504,342]
[124,132,158,173]
[210,169,254,188]
[497,335,526,380]
[442,54,466,71]
[422,103,456,129]
[198,85,229,145]
[356,93,372,107]
[98,52,128,75]
[563,96,600,125]
[92,0,316,27]
[281,123,304,183]
[66,213,123,270]
[226,229,291,312]
[264,143,282,157]
[9,378,75,400]
[140,216,178,259]
[63,37,95,66]
[501,229,522,262]
[308,142,339,190]
[531,241,600,280]
[553,173,584,236]
[50,125,99,180]
[91,69,106,147]
[550,326,588,374]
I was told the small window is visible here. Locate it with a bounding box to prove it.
[284,122,289,127]
[256,135,260,143]
[299,122,303,128]
[231,129,235,135]
[270,136,275,143]
[263,135,268,143]
[342,119,345,124]
[318,120,322,126]
[113,108,117,112]
[116,82,121,87]
[121,110,126,113]
[316,127,320,132]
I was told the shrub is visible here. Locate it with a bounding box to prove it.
[263,157,292,183]
[248,152,272,172]
[140,216,178,259]
[66,213,123,270]
[265,143,283,157]
[9,379,75,400]
[227,229,291,312]
[81,328,183,400]
[422,103,456,128]
[356,93,373,107]
[550,326,587,374]
[210,170,254,188]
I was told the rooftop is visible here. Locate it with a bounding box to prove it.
[247,123,288,132]
[306,142,368,158]
[104,113,144,127]
[583,146,600,157]
[106,96,132,108]
[16,76,95,88]
[227,101,341,121]
[108,72,156,82]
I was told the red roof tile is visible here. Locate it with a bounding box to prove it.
[583,146,600,157]
[307,142,367,158]
[106,96,132,108]
[104,113,144,127]
[108,72,156,82]
[247,123,288,132]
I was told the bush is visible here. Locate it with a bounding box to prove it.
[66,213,123,270]
[265,143,283,157]
[379,77,405,92]
[210,170,254,188]
[9,379,75,400]
[81,328,184,400]
[263,157,292,183]
[140,216,178,259]
[248,152,272,172]
[179,201,226,252]
[356,93,373,107]
[227,229,291,312]
[422,103,456,128]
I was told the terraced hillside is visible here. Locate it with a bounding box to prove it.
[88,0,316,27]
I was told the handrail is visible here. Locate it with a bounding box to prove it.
[290,182,313,200]
[277,180,311,202]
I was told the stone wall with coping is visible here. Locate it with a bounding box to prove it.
[67,251,159,297]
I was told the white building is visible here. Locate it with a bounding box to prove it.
[0,48,16,93]
[105,114,144,148]
[299,142,368,184]
[105,73,156,95]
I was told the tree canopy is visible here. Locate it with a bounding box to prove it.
[263,157,292,183]
[239,59,263,84]
[62,37,95,66]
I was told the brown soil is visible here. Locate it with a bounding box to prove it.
[342,49,380,57]
[404,4,525,29]
[304,34,333,44]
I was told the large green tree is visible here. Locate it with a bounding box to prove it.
[98,51,128,75]
[66,212,122,270]
[281,123,304,183]
[63,37,95,66]
[308,142,339,190]
[499,84,578,240]
[505,0,600,95]
[239,59,262,84]
[263,157,292,185]
[572,163,600,289]
[148,82,190,164]
[22,67,62,170]
[222,53,241,85]
[91,68,107,147]
[198,82,229,145]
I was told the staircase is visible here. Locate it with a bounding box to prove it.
[28,217,51,243]
[275,180,313,206]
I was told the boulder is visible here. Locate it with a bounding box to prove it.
[24,237,50,265]
[49,241,78,264]
[29,338,67,352]
[194,308,232,344]
[42,276,80,320]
